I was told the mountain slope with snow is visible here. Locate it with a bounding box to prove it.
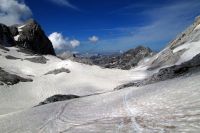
[0,46,148,115]
[143,16,200,70]
[0,68,200,133]
[0,16,200,133]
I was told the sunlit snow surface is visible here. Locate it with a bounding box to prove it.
[0,72,200,133]
[0,47,147,115]
[0,40,200,132]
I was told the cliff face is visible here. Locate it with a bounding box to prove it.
[145,16,200,70]
[0,24,16,47]
[0,19,56,55]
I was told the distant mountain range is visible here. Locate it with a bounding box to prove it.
[62,46,155,70]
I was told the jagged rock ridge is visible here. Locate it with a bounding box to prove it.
[71,46,154,70]
[0,19,55,55]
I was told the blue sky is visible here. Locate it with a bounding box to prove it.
[1,0,200,54]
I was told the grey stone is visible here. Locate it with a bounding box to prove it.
[0,67,33,85]
[5,55,21,60]
[25,56,48,64]
[115,53,200,90]
[0,24,16,47]
[37,94,80,106]
[16,19,56,55]
[72,46,154,70]
[44,68,70,75]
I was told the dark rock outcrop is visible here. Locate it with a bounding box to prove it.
[15,19,56,55]
[44,68,70,75]
[0,24,16,47]
[25,56,48,64]
[0,67,33,85]
[37,94,80,106]
[17,47,35,56]
[115,53,200,90]
[5,55,21,60]
[9,25,19,37]
[0,19,56,56]
[72,46,153,70]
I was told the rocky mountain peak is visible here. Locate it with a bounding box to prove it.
[0,23,16,47]
[0,19,56,56]
[16,19,56,55]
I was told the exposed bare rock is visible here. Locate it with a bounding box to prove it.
[0,24,16,47]
[72,46,154,70]
[0,19,56,56]
[16,19,56,55]
[44,68,70,75]
[16,46,35,56]
[37,94,80,106]
[0,67,33,85]
[5,55,21,60]
[9,25,19,37]
[25,56,48,64]
[115,53,200,90]
[146,16,200,70]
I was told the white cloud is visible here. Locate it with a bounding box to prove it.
[89,35,99,43]
[70,39,80,48]
[48,32,80,51]
[49,0,79,10]
[0,0,32,25]
[48,32,68,50]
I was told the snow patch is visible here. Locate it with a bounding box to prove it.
[173,41,200,65]
[18,24,26,32]
[194,23,200,31]
[14,35,20,41]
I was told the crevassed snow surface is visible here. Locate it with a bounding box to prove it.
[0,47,148,115]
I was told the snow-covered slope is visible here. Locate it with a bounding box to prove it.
[143,16,200,70]
[0,69,200,133]
[0,46,147,115]
[1,16,200,133]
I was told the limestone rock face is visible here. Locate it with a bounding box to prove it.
[0,24,16,47]
[146,16,200,70]
[0,19,56,55]
[16,19,56,55]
